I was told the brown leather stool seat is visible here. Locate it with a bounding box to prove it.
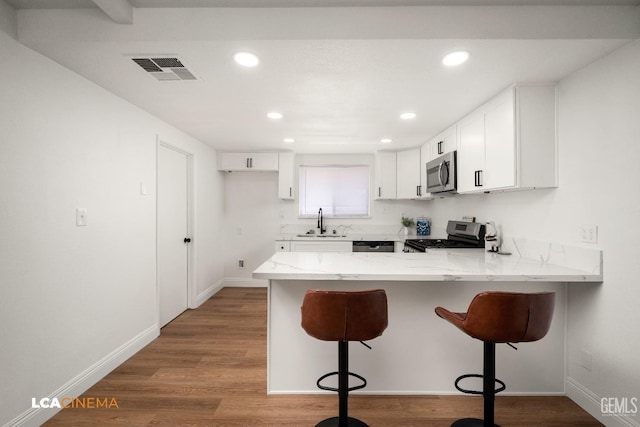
[301,289,388,427]
[435,291,555,427]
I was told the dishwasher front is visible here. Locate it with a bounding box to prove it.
[352,241,395,253]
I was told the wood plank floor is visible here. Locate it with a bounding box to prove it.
[45,287,603,427]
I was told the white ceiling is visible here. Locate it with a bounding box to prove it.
[7,1,640,153]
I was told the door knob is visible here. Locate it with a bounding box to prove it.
[184,237,191,243]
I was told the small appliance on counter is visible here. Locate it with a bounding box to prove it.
[404,220,485,252]
[484,221,511,255]
[485,221,501,252]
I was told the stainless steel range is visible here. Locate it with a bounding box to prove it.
[404,220,486,252]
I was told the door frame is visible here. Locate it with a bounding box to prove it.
[156,136,195,329]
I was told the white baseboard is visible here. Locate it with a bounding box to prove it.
[567,377,639,427]
[194,278,225,307]
[222,277,268,288]
[5,325,159,427]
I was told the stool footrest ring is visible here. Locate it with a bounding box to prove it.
[454,374,506,395]
[317,371,367,392]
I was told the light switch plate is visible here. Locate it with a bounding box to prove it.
[76,208,88,226]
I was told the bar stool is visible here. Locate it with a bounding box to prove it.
[435,291,555,427]
[301,289,388,427]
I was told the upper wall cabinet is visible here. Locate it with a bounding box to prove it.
[419,142,431,200]
[430,125,457,158]
[278,152,295,200]
[374,151,397,200]
[396,148,422,199]
[218,152,279,171]
[457,84,557,194]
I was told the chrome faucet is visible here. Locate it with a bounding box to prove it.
[317,208,327,234]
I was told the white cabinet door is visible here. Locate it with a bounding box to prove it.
[218,152,252,171]
[375,151,397,199]
[251,153,279,171]
[218,152,279,171]
[275,241,291,252]
[278,152,295,199]
[419,142,431,199]
[484,90,516,190]
[290,241,352,252]
[457,112,486,193]
[431,125,457,158]
[396,148,421,199]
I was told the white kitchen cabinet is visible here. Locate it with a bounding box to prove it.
[218,152,279,171]
[430,125,457,158]
[275,241,291,252]
[290,241,351,252]
[458,111,488,193]
[419,142,431,199]
[396,148,422,199]
[278,152,295,199]
[457,84,556,194]
[374,151,397,200]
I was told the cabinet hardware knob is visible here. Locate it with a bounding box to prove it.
[184,237,192,243]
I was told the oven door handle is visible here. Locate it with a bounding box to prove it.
[437,162,444,187]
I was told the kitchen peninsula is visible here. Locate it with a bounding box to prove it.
[253,242,602,395]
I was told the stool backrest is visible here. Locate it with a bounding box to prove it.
[464,291,555,343]
[301,289,388,342]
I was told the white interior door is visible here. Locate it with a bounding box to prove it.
[158,144,190,327]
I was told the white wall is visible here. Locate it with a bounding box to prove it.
[559,39,640,425]
[0,25,224,426]
[0,0,16,39]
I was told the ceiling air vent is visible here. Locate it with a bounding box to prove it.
[131,56,197,82]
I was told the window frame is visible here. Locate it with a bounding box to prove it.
[297,164,371,219]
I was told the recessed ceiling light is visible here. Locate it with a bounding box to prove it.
[442,51,470,67]
[400,112,416,120]
[380,138,393,144]
[283,138,295,143]
[267,112,283,120]
[234,51,259,67]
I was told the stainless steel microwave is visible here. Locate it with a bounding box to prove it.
[426,150,457,193]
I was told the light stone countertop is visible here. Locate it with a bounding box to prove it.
[275,233,410,242]
[253,249,603,282]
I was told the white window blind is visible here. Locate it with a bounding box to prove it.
[298,165,370,217]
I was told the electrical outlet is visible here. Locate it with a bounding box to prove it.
[580,224,598,244]
[238,259,245,269]
[76,208,88,226]
[580,350,593,371]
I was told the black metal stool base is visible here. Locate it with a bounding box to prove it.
[451,418,500,427]
[316,416,369,427]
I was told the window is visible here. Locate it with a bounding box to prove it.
[298,165,370,217]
